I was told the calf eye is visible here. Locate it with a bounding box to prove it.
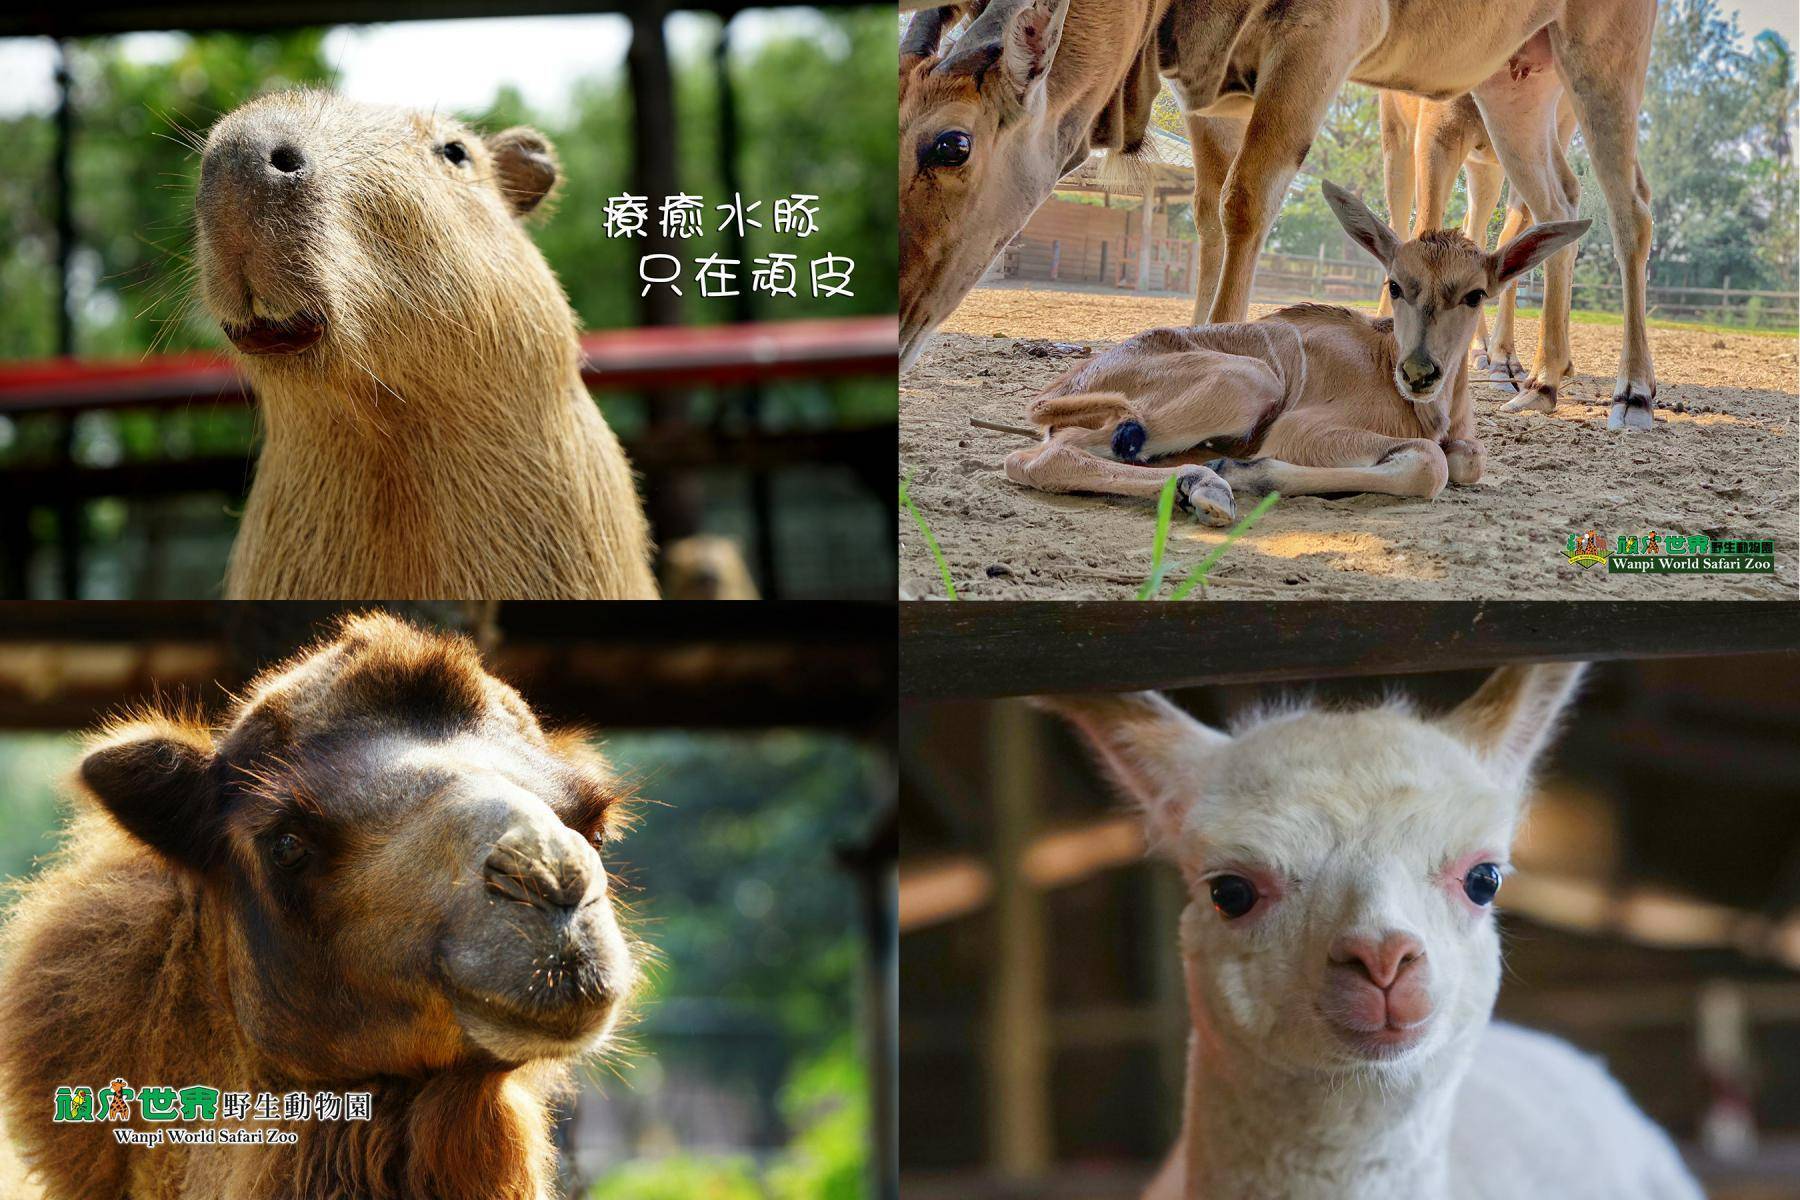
[1463,862,1502,905]
[1463,289,1485,308]
[926,130,972,168]
[270,833,308,871]
[1208,875,1259,919]
[440,141,470,166]
[1386,280,1403,301]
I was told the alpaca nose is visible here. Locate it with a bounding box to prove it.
[1328,931,1425,989]
[1400,352,1441,393]
[483,821,595,914]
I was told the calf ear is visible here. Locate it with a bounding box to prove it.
[1491,220,1590,288]
[1031,692,1228,860]
[1441,664,1586,793]
[487,127,560,217]
[80,722,224,870]
[1323,181,1400,271]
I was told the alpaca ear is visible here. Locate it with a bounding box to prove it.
[80,723,224,869]
[1440,664,1587,792]
[487,127,560,216]
[1031,692,1228,856]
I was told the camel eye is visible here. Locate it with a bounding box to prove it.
[1386,280,1403,301]
[1463,862,1502,905]
[926,130,971,168]
[270,832,308,871]
[1208,875,1259,919]
[1463,289,1485,308]
[441,141,469,166]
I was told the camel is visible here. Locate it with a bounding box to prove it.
[1002,182,1588,520]
[0,613,641,1200]
[899,0,1659,430]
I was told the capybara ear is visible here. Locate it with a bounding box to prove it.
[487,127,560,217]
[80,722,224,870]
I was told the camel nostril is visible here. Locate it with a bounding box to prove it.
[484,843,591,914]
[268,143,306,175]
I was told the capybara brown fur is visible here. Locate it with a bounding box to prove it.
[0,613,643,1199]
[196,90,657,600]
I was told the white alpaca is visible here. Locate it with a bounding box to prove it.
[1039,665,1702,1200]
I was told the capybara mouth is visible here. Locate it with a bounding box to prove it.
[223,311,326,356]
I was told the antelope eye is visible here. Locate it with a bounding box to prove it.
[270,833,308,871]
[1208,874,1259,919]
[1463,289,1485,308]
[1386,280,1403,301]
[441,141,470,166]
[926,130,972,168]
[1463,862,1502,906]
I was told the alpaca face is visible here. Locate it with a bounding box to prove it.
[1170,709,1519,1081]
[77,614,637,1080]
[1041,665,1582,1087]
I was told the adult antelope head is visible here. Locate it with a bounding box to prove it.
[1323,182,1588,411]
[900,0,1074,371]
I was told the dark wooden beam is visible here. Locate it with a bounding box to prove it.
[899,602,1800,700]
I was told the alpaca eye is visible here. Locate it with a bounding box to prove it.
[1463,863,1502,905]
[1386,280,1403,301]
[441,141,469,166]
[1209,875,1258,919]
[1463,290,1485,308]
[926,130,971,169]
[270,833,308,871]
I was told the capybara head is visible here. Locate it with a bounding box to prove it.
[1322,180,1589,407]
[196,89,574,390]
[76,613,637,1081]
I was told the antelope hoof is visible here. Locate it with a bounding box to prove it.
[1502,385,1556,415]
[1608,388,1655,431]
[1111,419,1147,463]
[1175,467,1234,528]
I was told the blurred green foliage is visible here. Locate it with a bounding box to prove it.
[0,734,74,885]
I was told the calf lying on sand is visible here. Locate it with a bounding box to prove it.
[1004,182,1588,524]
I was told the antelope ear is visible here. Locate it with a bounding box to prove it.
[1032,692,1228,857]
[937,0,1070,112]
[1491,220,1590,288]
[80,721,225,869]
[487,127,560,217]
[1440,664,1586,793]
[1323,180,1401,271]
[999,0,1070,103]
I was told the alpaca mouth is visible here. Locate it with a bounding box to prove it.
[223,311,325,356]
[1323,1015,1432,1062]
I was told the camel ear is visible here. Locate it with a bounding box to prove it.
[1031,692,1228,860]
[1492,220,1590,288]
[487,127,560,216]
[1440,664,1586,793]
[80,724,224,869]
[1323,180,1401,271]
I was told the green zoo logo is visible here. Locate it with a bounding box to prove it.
[54,1080,372,1125]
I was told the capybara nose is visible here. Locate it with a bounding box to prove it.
[483,823,595,914]
[1328,931,1424,989]
[267,141,307,175]
[1400,353,1441,393]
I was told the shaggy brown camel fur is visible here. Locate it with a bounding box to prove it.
[0,613,641,1200]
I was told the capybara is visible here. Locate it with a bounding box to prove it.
[195,90,657,600]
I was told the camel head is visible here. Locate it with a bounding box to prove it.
[76,612,638,1081]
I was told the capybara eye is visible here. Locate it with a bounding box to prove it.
[926,130,971,168]
[1209,874,1258,919]
[1463,289,1486,308]
[440,141,470,166]
[1463,862,1502,905]
[270,832,308,871]
[1386,280,1403,301]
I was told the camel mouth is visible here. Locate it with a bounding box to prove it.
[447,976,621,1060]
[223,311,326,356]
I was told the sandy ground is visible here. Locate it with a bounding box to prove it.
[900,285,1800,600]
